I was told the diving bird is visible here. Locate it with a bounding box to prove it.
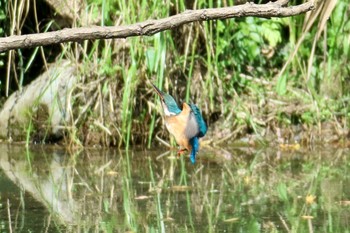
[151,83,207,164]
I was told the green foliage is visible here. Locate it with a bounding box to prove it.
[0,0,6,36]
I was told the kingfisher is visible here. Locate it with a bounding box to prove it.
[151,83,207,164]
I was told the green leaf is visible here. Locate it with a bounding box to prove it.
[276,74,287,95]
[261,22,282,47]
[146,48,156,73]
[277,183,288,201]
[217,20,225,33]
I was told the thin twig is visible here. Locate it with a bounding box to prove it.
[278,213,291,233]
[156,135,171,148]
[7,199,13,233]
[308,218,314,233]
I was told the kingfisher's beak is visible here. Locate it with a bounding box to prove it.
[151,83,164,100]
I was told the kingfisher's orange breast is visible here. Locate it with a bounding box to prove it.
[164,103,192,151]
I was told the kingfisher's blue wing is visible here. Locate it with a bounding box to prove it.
[189,104,207,137]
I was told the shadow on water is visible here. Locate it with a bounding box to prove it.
[0,143,350,232]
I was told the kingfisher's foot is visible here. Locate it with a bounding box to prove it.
[177,149,187,156]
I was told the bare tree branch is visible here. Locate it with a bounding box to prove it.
[0,1,314,53]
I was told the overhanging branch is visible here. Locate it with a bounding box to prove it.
[0,1,314,53]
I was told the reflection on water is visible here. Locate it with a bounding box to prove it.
[0,143,350,232]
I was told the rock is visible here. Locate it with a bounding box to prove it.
[44,0,99,27]
[45,0,83,26]
[0,60,77,142]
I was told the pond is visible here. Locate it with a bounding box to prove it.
[0,143,349,232]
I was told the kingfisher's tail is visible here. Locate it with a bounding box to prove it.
[189,137,199,164]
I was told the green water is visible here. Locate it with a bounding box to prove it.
[0,143,349,232]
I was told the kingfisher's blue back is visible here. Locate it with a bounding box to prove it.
[189,104,207,137]
[187,104,207,163]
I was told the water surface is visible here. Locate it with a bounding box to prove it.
[0,144,349,232]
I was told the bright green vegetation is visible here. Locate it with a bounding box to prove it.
[0,144,350,232]
[0,0,348,147]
